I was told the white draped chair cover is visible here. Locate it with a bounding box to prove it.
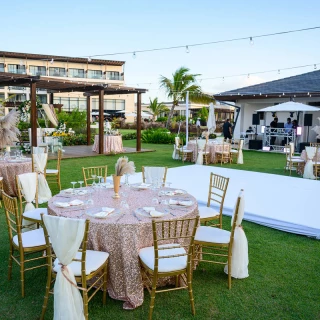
[289,142,295,157]
[33,153,52,203]
[196,139,207,165]
[32,146,46,154]
[303,147,316,179]
[172,137,180,160]
[237,140,244,164]
[144,167,166,185]
[43,215,86,320]
[224,190,249,279]
[17,172,37,231]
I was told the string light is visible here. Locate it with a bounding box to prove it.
[88,57,92,62]
[82,26,320,58]
[314,64,317,69]
[185,45,190,53]
[50,58,54,64]
[249,37,254,45]
[132,52,136,59]
[278,69,280,75]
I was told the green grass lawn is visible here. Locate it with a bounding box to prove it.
[0,141,319,319]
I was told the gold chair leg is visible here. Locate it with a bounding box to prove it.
[148,275,157,320]
[102,263,108,305]
[20,259,25,297]
[40,271,52,320]
[187,269,195,315]
[57,175,61,191]
[175,275,180,288]
[228,256,232,289]
[83,290,89,320]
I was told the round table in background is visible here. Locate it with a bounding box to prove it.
[48,186,198,309]
[0,158,32,196]
[92,135,123,154]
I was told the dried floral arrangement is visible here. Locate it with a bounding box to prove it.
[0,109,20,148]
[115,156,136,176]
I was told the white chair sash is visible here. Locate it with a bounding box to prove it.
[17,172,37,212]
[43,215,86,320]
[33,153,52,203]
[196,140,207,165]
[32,146,46,154]
[144,167,165,185]
[172,137,180,160]
[225,190,249,279]
[303,147,316,179]
[237,140,244,164]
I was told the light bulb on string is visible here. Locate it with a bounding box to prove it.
[132,52,136,59]
[222,77,225,82]
[314,64,317,70]
[278,69,280,75]
[185,45,190,53]
[50,58,54,64]
[88,57,92,62]
[249,37,254,46]
[247,74,250,78]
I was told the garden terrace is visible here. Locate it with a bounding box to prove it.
[0,72,147,153]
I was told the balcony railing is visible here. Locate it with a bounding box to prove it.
[49,72,66,77]
[106,74,124,80]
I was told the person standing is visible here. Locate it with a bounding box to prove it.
[270,117,278,148]
[223,119,232,142]
[283,117,293,145]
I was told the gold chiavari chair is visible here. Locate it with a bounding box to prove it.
[177,137,194,163]
[215,142,231,165]
[40,215,109,320]
[46,149,62,190]
[199,173,229,228]
[310,142,320,148]
[230,139,241,163]
[82,166,108,186]
[312,144,320,179]
[16,172,48,225]
[139,216,199,320]
[284,144,304,176]
[197,139,210,165]
[193,191,243,289]
[2,192,47,297]
[142,166,168,187]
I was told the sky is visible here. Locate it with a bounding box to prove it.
[2,0,320,103]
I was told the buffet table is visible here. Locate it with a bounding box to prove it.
[48,185,198,309]
[92,135,123,154]
[0,158,32,196]
[187,140,230,163]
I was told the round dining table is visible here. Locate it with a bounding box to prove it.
[187,140,230,163]
[92,135,123,154]
[0,158,32,196]
[48,185,199,309]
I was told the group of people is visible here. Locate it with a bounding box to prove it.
[270,117,298,146]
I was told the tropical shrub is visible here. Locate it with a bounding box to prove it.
[57,108,87,133]
[141,128,186,144]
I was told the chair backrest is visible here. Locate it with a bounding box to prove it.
[310,142,320,148]
[174,136,180,148]
[16,172,39,213]
[56,149,62,171]
[32,152,48,178]
[284,144,292,160]
[82,166,108,186]
[229,190,244,249]
[152,216,199,272]
[2,192,23,246]
[142,166,168,186]
[197,139,207,151]
[32,146,48,154]
[207,173,230,211]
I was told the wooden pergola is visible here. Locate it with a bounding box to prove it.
[0,72,147,153]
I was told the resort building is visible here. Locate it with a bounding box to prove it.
[217,69,320,143]
[0,51,135,116]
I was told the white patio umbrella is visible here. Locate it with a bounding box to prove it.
[207,102,216,133]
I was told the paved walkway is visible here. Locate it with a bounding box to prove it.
[48,145,154,160]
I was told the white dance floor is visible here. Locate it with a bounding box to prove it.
[127,165,320,239]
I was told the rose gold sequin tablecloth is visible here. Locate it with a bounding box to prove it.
[187,140,230,163]
[92,135,123,154]
[0,159,32,196]
[48,187,198,309]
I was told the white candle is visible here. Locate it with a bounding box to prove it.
[6,146,10,152]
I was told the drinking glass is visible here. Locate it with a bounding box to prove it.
[91,174,97,188]
[71,181,77,194]
[161,199,168,205]
[97,176,102,187]
[78,181,84,189]
[120,200,129,214]
[166,181,172,189]
[152,198,159,206]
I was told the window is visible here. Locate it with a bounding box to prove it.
[106,71,122,80]
[92,99,125,111]
[0,93,4,100]
[38,95,47,103]
[68,68,85,78]
[8,94,26,102]
[49,67,66,77]
[54,97,87,112]
[8,64,26,74]
[87,70,103,79]
[29,66,46,76]
[0,63,4,72]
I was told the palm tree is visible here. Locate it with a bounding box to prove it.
[147,97,169,122]
[160,66,214,128]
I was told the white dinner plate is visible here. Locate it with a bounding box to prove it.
[85,207,119,219]
[135,207,168,218]
[169,200,194,208]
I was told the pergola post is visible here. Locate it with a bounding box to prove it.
[98,89,104,154]
[30,81,37,147]
[49,92,54,104]
[136,93,142,151]
[86,96,91,145]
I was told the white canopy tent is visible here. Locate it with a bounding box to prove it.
[256,101,320,113]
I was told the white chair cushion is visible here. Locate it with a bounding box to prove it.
[230,149,238,153]
[13,228,46,248]
[139,243,187,272]
[46,169,59,174]
[54,250,109,276]
[198,205,219,219]
[195,226,230,244]
[23,208,48,221]
[290,159,305,163]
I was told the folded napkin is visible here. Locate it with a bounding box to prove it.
[94,208,114,218]
[100,183,113,189]
[77,190,87,195]
[54,202,70,208]
[69,199,84,206]
[143,206,156,213]
[174,189,184,194]
[165,190,184,196]
[150,210,165,217]
[169,199,193,206]
[63,188,73,193]
[138,183,151,189]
